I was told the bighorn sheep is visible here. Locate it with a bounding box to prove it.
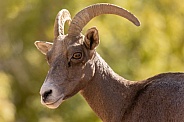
[34,3,184,122]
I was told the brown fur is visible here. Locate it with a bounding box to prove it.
[81,54,184,121]
[35,4,184,122]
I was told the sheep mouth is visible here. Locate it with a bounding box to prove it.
[44,94,65,109]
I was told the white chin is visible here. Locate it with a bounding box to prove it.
[43,95,65,109]
[46,97,64,109]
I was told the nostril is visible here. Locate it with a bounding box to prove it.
[42,90,52,102]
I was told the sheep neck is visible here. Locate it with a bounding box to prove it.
[80,53,138,122]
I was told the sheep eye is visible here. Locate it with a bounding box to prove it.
[72,52,82,59]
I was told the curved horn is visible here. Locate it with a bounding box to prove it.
[68,3,140,37]
[54,9,71,38]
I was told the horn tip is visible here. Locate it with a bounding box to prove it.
[134,19,141,26]
[135,21,141,26]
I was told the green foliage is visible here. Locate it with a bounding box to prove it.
[0,0,183,121]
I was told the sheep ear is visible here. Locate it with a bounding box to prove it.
[34,41,53,55]
[84,27,99,50]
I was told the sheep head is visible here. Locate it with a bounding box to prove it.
[34,3,140,109]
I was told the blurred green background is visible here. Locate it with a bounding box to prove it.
[0,0,183,122]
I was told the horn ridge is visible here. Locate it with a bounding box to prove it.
[54,9,71,38]
[68,3,140,37]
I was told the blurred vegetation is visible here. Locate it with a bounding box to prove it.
[0,0,183,122]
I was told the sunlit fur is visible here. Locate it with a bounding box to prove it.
[35,3,184,122]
